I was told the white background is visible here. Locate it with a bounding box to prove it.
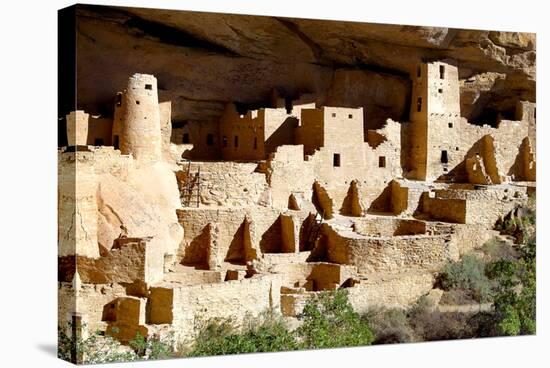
[0,0,547,366]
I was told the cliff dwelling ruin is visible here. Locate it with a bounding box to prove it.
[58,5,536,351]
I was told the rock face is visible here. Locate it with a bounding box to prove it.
[96,162,183,259]
[74,5,535,130]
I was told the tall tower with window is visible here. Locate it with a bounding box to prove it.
[408,60,460,181]
[117,73,162,162]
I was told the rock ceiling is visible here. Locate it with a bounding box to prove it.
[74,5,535,128]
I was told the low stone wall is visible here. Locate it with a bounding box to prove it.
[465,198,525,227]
[153,274,283,344]
[352,217,426,237]
[262,251,311,266]
[58,282,131,336]
[269,261,357,291]
[348,271,435,311]
[89,146,134,179]
[323,224,453,274]
[58,238,162,285]
[163,269,225,286]
[422,195,467,224]
[434,185,528,201]
[450,223,500,256]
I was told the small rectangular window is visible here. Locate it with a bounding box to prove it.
[439,65,445,79]
[206,134,214,146]
[438,88,443,94]
[378,156,386,168]
[417,97,422,112]
[113,135,120,150]
[182,133,190,144]
[348,114,353,119]
[333,153,341,167]
[441,150,449,164]
[135,100,140,105]
[145,84,152,90]
[94,138,104,146]
[234,135,239,148]
[448,122,453,128]
[253,137,258,150]
[222,136,228,148]
[331,112,336,118]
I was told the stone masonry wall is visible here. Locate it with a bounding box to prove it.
[323,224,453,274]
[176,207,311,266]
[58,151,100,259]
[348,271,435,311]
[167,274,282,343]
[177,161,269,207]
[58,282,130,336]
[352,217,427,237]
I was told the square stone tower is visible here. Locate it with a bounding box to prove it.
[66,110,90,146]
[408,60,461,181]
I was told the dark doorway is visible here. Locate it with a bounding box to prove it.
[333,153,341,167]
[441,150,449,164]
[182,133,190,144]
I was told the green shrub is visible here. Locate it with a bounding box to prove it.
[129,332,174,360]
[189,290,374,356]
[439,254,493,302]
[487,235,536,336]
[187,311,298,356]
[296,289,374,349]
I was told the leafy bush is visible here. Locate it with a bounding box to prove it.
[486,235,536,336]
[487,199,535,336]
[188,290,374,356]
[129,332,174,360]
[188,311,298,357]
[296,289,374,349]
[439,254,493,302]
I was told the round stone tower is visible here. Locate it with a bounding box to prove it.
[112,92,124,150]
[119,73,162,162]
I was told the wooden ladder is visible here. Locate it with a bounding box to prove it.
[306,209,324,249]
[182,162,201,207]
